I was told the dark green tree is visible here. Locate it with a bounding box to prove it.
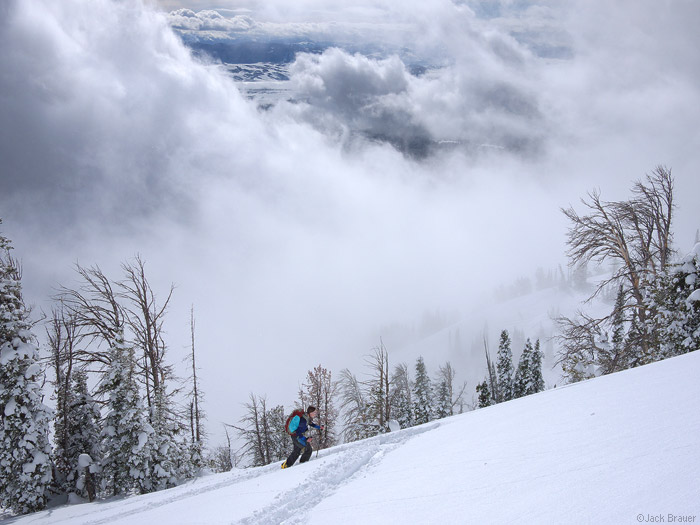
[100,333,154,496]
[496,330,514,402]
[530,339,545,394]
[513,339,534,398]
[65,370,102,501]
[476,380,492,408]
[412,357,432,425]
[647,245,700,359]
[0,230,52,514]
[389,363,412,430]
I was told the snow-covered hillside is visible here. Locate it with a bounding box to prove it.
[5,351,699,524]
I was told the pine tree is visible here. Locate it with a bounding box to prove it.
[100,333,154,496]
[649,244,700,358]
[625,309,648,366]
[476,380,492,408]
[147,386,179,491]
[66,370,102,500]
[51,363,76,493]
[412,357,432,425]
[0,231,52,514]
[47,305,83,495]
[513,339,533,398]
[530,339,545,394]
[389,363,412,430]
[433,379,451,419]
[496,330,514,402]
[605,285,628,373]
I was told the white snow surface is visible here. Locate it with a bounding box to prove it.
[77,454,93,469]
[5,351,700,524]
[3,397,16,417]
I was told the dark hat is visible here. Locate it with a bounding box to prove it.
[307,405,317,414]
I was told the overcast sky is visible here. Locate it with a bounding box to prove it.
[1,0,699,444]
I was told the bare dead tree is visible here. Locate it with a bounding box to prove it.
[209,425,235,472]
[558,166,675,376]
[555,312,606,381]
[299,365,337,449]
[118,255,175,411]
[57,263,125,368]
[563,167,673,307]
[337,368,367,443]
[436,362,468,415]
[46,304,81,482]
[483,337,498,404]
[232,394,273,467]
[364,340,390,433]
[187,305,205,445]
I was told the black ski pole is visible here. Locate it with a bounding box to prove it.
[316,426,321,458]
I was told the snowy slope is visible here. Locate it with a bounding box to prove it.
[6,351,699,524]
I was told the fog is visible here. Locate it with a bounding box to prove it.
[1,0,699,443]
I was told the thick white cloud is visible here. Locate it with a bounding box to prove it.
[168,9,256,32]
[2,0,699,443]
[280,29,545,157]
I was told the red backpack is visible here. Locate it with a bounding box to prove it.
[285,409,305,435]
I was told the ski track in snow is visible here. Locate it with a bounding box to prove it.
[34,423,439,525]
[237,423,440,525]
[65,461,290,525]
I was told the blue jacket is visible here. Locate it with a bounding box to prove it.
[288,413,319,438]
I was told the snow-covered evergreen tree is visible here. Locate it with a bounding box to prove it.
[182,440,204,479]
[649,244,700,358]
[100,333,154,496]
[389,363,412,430]
[604,285,628,373]
[530,339,545,394]
[433,379,451,419]
[412,357,432,425]
[51,365,76,493]
[0,231,52,514]
[46,305,81,496]
[147,386,179,491]
[65,369,102,500]
[513,339,534,399]
[476,380,492,408]
[496,330,514,402]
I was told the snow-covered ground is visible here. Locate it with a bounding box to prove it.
[5,350,699,524]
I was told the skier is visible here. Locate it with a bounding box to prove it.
[281,406,323,469]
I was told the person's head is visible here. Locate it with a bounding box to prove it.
[307,406,317,418]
